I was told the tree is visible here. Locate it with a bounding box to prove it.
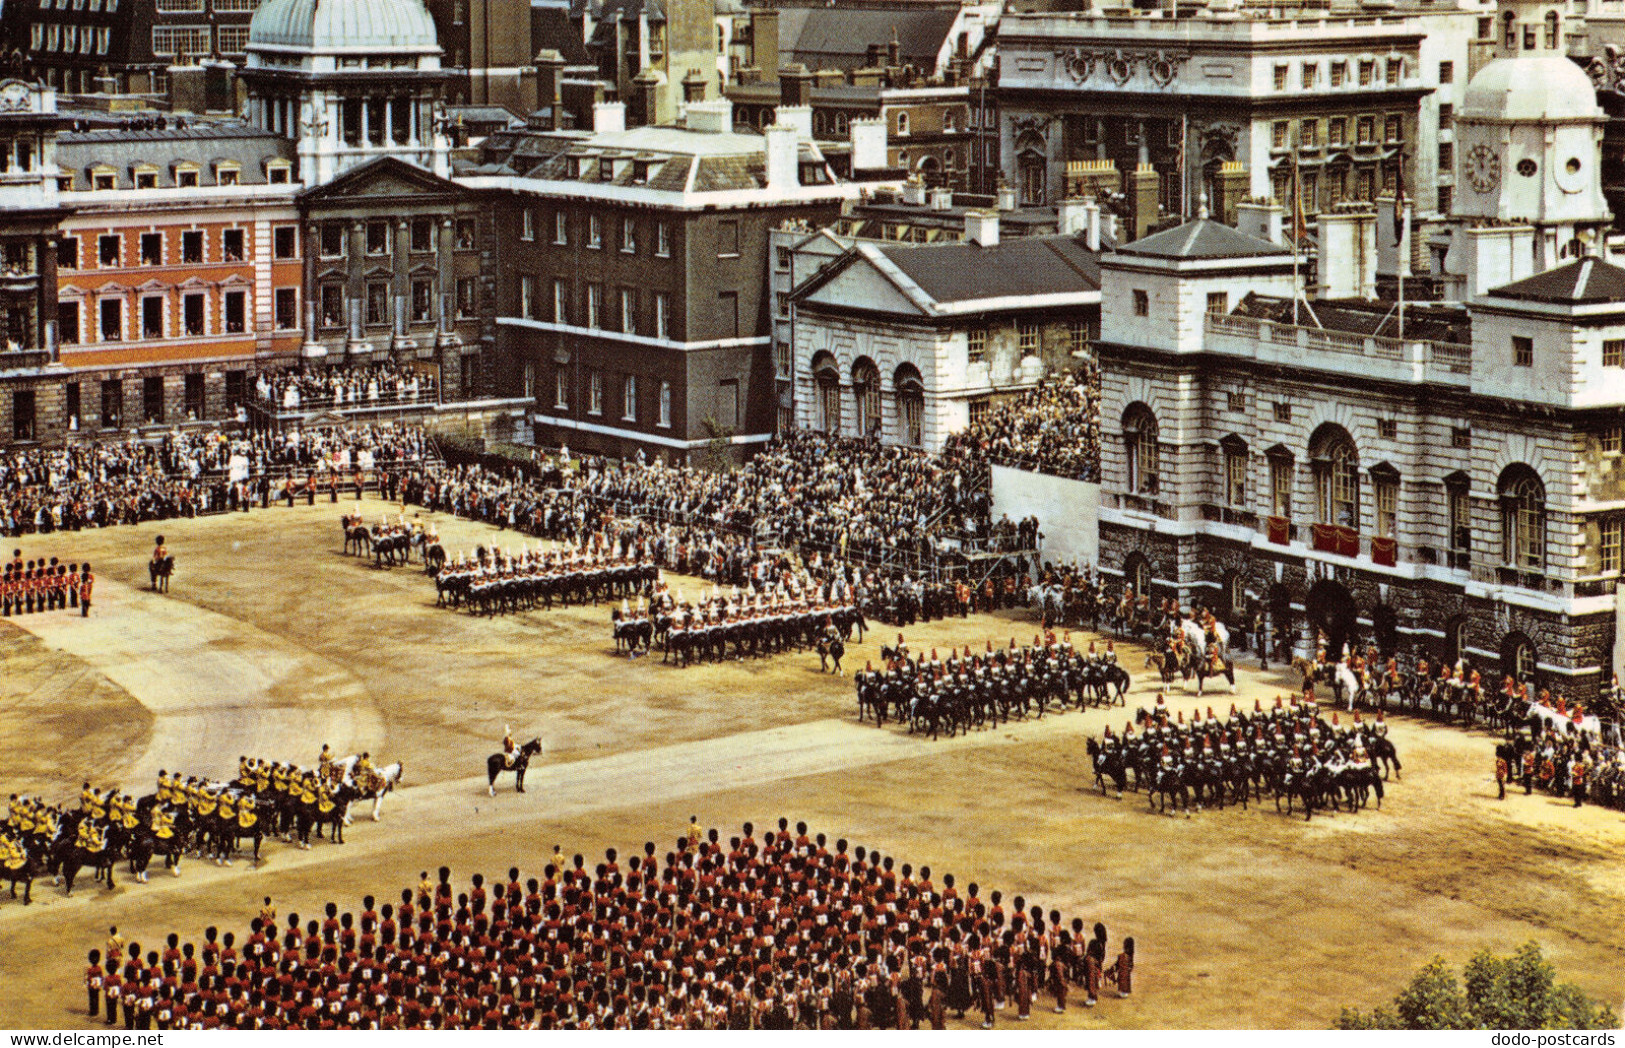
[1337,942,1617,1030]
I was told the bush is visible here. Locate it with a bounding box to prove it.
[1337,942,1617,1030]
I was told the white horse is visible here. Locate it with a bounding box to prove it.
[334,755,405,823]
[1525,703,1602,737]
[1331,662,1365,711]
[1180,619,1235,694]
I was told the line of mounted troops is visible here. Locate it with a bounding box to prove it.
[855,634,1130,739]
[2,550,93,617]
[79,819,1135,1030]
[433,544,659,615]
[643,587,865,666]
[1089,693,1401,816]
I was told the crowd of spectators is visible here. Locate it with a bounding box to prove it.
[84,819,1133,1030]
[944,365,1101,484]
[256,365,438,413]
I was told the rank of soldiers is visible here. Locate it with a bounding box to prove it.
[433,545,657,617]
[636,587,866,666]
[3,552,93,618]
[855,633,1130,739]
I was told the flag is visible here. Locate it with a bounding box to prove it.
[1392,151,1406,247]
[1290,144,1309,247]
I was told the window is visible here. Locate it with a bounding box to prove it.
[366,222,388,255]
[98,234,120,267]
[1069,319,1089,354]
[622,375,636,421]
[97,298,125,341]
[11,390,34,441]
[57,301,78,344]
[224,290,246,333]
[776,246,791,271]
[896,112,909,136]
[1374,473,1398,539]
[1500,468,1545,571]
[184,372,204,419]
[1605,339,1625,367]
[182,230,203,264]
[225,369,247,411]
[520,275,535,320]
[1437,185,1453,214]
[1603,427,1623,454]
[274,287,297,330]
[216,164,239,186]
[1227,390,1245,413]
[587,214,602,249]
[320,285,343,328]
[410,218,433,253]
[1384,115,1402,144]
[654,293,669,339]
[718,291,739,338]
[411,279,433,323]
[1439,104,1453,130]
[366,282,388,326]
[589,370,603,415]
[659,381,672,427]
[1438,142,1453,172]
[456,278,475,319]
[586,283,600,328]
[176,168,198,189]
[1207,291,1228,315]
[1314,430,1360,529]
[1270,454,1293,519]
[1302,63,1318,90]
[182,292,204,336]
[223,228,245,262]
[267,162,290,185]
[143,376,164,424]
[552,211,567,245]
[1301,119,1318,149]
[1274,64,1289,91]
[1513,335,1533,367]
[1329,118,1347,148]
[135,170,156,190]
[1359,59,1374,86]
[450,219,474,251]
[100,379,122,428]
[775,341,790,380]
[1445,425,1469,450]
[1603,519,1623,574]
[57,236,77,270]
[969,397,990,427]
[1125,407,1160,495]
[140,232,162,266]
[521,209,535,241]
[64,382,79,428]
[1133,289,1149,317]
[852,360,881,438]
[554,370,568,410]
[717,220,740,258]
[1018,322,1039,353]
[1331,61,1346,87]
[1224,443,1248,507]
[656,222,670,257]
[552,279,568,323]
[151,25,210,56]
[1272,121,1289,150]
[967,327,986,364]
[1386,57,1402,83]
[92,170,116,191]
[1438,60,1454,84]
[619,288,635,333]
[274,226,297,260]
[1447,477,1472,560]
[1377,418,1397,439]
[321,224,345,258]
[1357,116,1375,145]
[621,218,636,254]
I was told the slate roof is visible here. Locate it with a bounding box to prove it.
[1115,217,1289,260]
[1490,257,1625,305]
[876,232,1102,305]
[1231,292,1471,346]
[57,120,294,189]
[778,8,957,73]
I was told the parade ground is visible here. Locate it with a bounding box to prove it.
[1,497,1622,1029]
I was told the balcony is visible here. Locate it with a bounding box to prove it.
[1204,312,1472,387]
[1311,522,1360,557]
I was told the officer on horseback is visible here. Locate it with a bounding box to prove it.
[502,726,518,769]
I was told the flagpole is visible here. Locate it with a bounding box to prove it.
[1292,135,1302,326]
[1181,113,1189,220]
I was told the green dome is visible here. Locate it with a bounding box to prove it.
[249,0,441,52]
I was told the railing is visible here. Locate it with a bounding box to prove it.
[257,388,441,414]
[1204,313,1474,380]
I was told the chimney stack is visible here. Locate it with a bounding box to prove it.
[1057,197,1088,236]
[996,181,1017,211]
[929,186,953,210]
[686,98,734,133]
[779,62,813,108]
[850,116,887,172]
[1083,198,1101,251]
[1235,200,1285,245]
[593,101,626,134]
[1315,205,1378,300]
[765,122,799,191]
[774,104,812,139]
[965,208,1000,246]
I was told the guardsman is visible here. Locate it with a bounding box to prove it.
[79,564,93,618]
[1570,757,1588,808]
[1495,751,1509,800]
[151,805,176,843]
[1521,747,1538,795]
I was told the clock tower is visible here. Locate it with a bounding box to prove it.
[1451,0,1610,253]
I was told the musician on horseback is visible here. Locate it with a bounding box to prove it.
[502,726,518,769]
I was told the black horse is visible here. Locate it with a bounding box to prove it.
[149,555,174,593]
[1,849,37,904]
[1086,737,1127,798]
[488,738,543,796]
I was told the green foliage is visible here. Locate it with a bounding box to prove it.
[696,416,737,474]
[1336,942,1618,1031]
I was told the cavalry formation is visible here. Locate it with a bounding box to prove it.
[74,819,1134,1030]
[1,752,400,905]
[1087,697,1401,820]
[619,591,866,666]
[854,635,1129,739]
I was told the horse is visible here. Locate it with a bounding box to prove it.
[1085,737,1127,799]
[342,516,371,556]
[1147,762,1189,816]
[371,529,412,568]
[148,554,174,593]
[1329,663,1366,711]
[1,847,37,904]
[816,635,845,675]
[334,756,405,822]
[611,611,653,655]
[488,738,542,796]
[1367,735,1403,780]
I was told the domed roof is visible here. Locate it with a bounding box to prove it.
[1460,55,1603,123]
[249,0,440,52]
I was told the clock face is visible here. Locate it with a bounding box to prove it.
[1465,144,1501,194]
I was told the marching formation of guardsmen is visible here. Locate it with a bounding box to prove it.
[855,633,1129,739]
[2,550,93,618]
[79,819,1134,1030]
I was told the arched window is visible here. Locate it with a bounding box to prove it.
[811,352,841,435]
[1502,630,1537,683]
[1311,424,1360,529]
[1544,10,1560,49]
[1125,552,1152,597]
[852,358,881,439]
[1016,130,1047,207]
[1503,10,1517,48]
[1122,403,1160,495]
[1499,464,1546,571]
[896,112,909,136]
[1221,434,1248,508]
[894,362,923,447]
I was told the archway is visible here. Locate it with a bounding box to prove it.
[1371,604,1398,656]
[1306,578,1359,658]
[1500,630,1537,685]
[1444,615,1468,666]
[1124,551,1153,599]
[1269,583,1297,660]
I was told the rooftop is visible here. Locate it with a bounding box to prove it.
[875,232,1102,305]
[1115,217,1290,261]
[1489,257,1625,306]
